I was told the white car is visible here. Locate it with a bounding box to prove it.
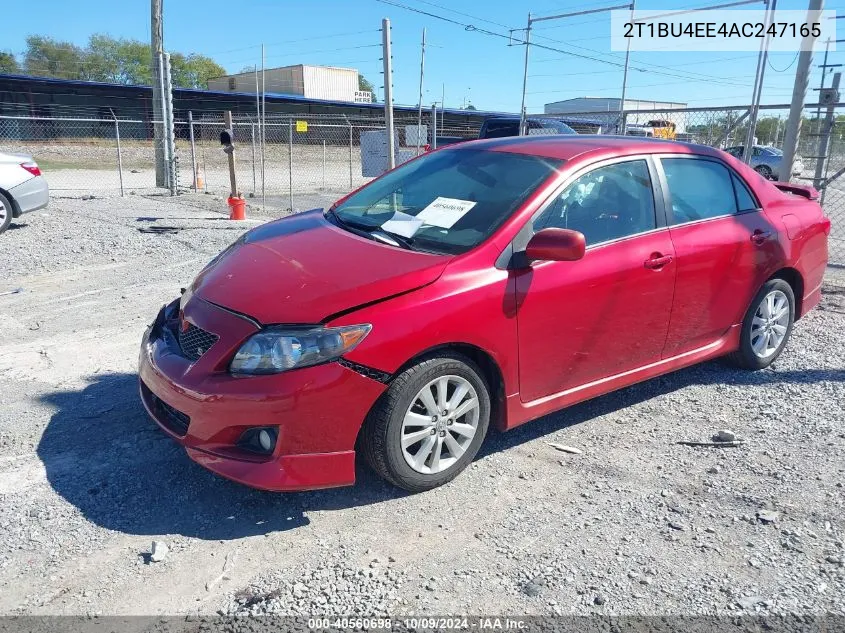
[0,152,49,234]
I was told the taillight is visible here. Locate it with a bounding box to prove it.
[20,161,41,177]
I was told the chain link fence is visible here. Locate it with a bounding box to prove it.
[0,107,842,262]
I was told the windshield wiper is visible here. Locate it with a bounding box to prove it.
[326,208,380,239]
[371,229,414,250]
[327,208,417,251]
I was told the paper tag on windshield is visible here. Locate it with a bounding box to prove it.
[381,210,424,238]
[416,197,476,229]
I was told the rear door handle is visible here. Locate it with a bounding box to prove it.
[644,254,673,269]
[751,229,773,245]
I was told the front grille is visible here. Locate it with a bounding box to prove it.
[177,321,219,361]
[141,382,190,436]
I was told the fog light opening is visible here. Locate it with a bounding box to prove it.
[238,427,278,455]
[258,429,274,452]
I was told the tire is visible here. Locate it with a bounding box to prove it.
[726,278,795,370]
[754,164,773,180]
[359,353,491,493]
[0,192,12,235]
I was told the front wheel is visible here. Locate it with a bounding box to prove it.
[726,279,795,370]
[359,354,490,493]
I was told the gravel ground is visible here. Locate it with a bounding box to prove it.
[0,193,843,619]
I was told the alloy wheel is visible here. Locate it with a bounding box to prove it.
[751,289,790,358]
[400,375,480,475]
[0,199,7,223]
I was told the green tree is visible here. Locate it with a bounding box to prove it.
[21,33,224,88]
[87,34,151,85]
[24,35,86,80]
[0,52,19,74]
[169,53,226,89]
[358,74,378,102]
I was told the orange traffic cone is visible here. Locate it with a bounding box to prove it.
[227,196,246,221]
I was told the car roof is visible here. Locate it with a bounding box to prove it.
[453,134,724,162]
[483,116,563,123]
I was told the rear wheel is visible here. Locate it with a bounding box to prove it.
[754,164,773,180]
[726,278,795,370]
[0,192,12,234]
[359,354,490,493]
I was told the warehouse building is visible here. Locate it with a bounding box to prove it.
[544,97,688,134]
[207,65,371,103]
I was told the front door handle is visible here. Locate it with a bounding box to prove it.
[751,229,773,245]
[644,254,673,269]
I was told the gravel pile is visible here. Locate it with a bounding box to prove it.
[222,557,405,616]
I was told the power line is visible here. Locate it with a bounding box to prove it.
[528,74,768,95]
[374,0,767,88]
[768,51,800,72]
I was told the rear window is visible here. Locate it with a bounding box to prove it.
[481,120,519,138]
[332,148,563,254]
[661,158,738,224]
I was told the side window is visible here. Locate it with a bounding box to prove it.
[661,158,738,225]
[536,159,656,246]
[732,173,758,211]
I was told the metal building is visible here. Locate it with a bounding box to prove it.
[544,97,688,134]
[207,65,367,103]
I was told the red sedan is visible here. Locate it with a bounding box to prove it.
[139,136,830,493]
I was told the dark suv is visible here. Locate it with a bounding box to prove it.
[479,117,577,139]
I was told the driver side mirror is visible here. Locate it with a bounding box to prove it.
[525,228,586,263]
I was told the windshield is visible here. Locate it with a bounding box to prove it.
[530,120,577,135]
[330,148,563,254]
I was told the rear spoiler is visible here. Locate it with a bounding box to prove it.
[773,181,819,201]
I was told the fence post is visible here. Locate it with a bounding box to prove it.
[288,118,294,211]
[162,52,177,195]
[188,111,198,191]
[431,104,437,149]
[251,123,257,195]
[814,72,841,191]
[113,115,124,197]
[322,140,326,191]
[349,124,353,190]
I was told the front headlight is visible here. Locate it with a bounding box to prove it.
[230,324,372,375]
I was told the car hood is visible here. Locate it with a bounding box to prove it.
[189,209,452,324]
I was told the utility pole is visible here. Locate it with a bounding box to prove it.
[417,28,426,154]
[519,13,531,136]
[619,0,635,134]
[743,0,776,163]
[781,0,825,182]
[382,18,395,170]
[151,0,166,186]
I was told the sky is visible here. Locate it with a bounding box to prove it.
[3,0,845,114]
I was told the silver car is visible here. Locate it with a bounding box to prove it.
[0,152,49,234]
[724,145,803,180]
